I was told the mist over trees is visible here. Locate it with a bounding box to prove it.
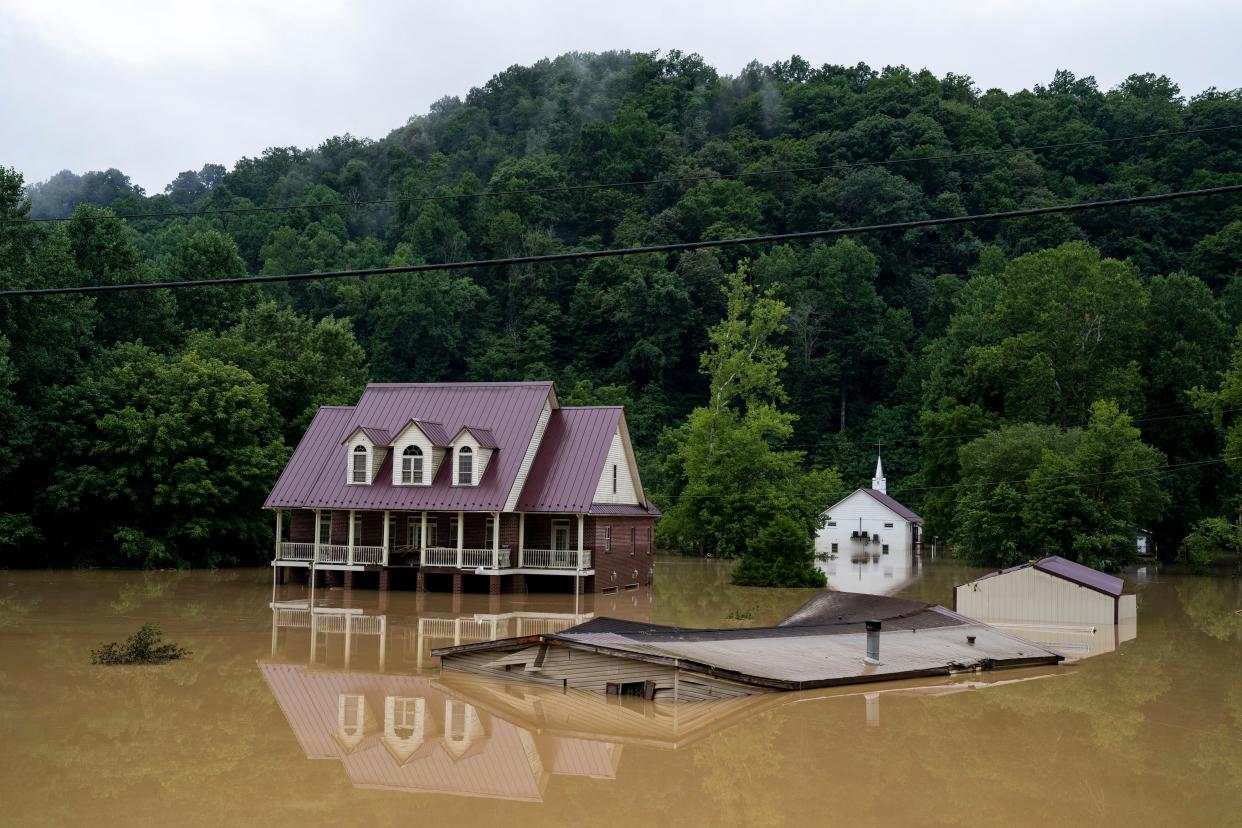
[3,50,1242,571]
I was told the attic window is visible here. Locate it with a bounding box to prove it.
[612,464,618,494]
[457,446,473,485]
[351,445,368,483]
[401,445,424,484]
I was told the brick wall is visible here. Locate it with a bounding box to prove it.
[289,510,315,543]
[586,515,656,591]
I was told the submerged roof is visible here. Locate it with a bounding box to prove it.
[965,555,1125,598]
[434,591,1062,691]
[265,382,646,514]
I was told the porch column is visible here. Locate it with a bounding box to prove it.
[347,508,356,565]
[518,513,526,567]
[492,510,500,569]
[577,513,585,570]
[420,511,428,566]
[382,509,390,566]
[313,508,321,564]
[456,510,464,568]
[378,616,388,673]
[274,510,282,561]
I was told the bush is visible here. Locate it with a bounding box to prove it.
[731,515,826,588]
[90,624,190,665]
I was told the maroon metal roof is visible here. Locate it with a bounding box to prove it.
[264,382,554,512]
[456,425,499,449]
[860,488,923,523]
[966,555,1125,598]
[588,501,661,517]
[515,407,622,513]
[399,418,451,447]
[341,425,393,446]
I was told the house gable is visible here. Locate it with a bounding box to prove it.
[592,415,643,506]
[390,420,448,486]
[343,427,388,485]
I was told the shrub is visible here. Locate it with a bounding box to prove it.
[91,623,190,665]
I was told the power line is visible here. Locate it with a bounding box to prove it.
[9,123,1240,225]
[4,183,1241,299]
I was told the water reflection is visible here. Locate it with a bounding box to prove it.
[261,594,1062,802]
[816,544,919,595]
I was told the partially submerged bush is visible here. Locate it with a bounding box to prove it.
[91,623,189,665]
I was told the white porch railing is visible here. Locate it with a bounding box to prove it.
[519,548,592,570]
[277,542,315,561]
[420,546,513,569]
[316,544,349,564]
[352,545,385,565]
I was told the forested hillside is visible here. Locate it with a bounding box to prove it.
[4,51,1242,570]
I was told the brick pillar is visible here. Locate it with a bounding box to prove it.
[343,571,354,590]
[415,571,426,593]
[511,573,526,594]
[378,570,390,591]
[378,589,389,613]
[452,573,463,594]
[488,575,501,595]
[488,593,501,615]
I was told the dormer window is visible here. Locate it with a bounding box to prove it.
[351,445,368,483]
[401,445,424,484]
[457,446,473,485]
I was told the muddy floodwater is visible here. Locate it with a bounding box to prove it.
[1,557,1240,827]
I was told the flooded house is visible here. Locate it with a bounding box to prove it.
[816,453,923,563]
[264,381,659,595]
[953,556,1139,661]
[433,591,1063,698]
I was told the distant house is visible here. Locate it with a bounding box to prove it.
[954,556,1138,626]
[265,381,659,594]
[816,454,922,560]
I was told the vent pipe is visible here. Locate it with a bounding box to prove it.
[864,619,882,664]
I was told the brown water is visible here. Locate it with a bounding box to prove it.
[1,558,1240,827]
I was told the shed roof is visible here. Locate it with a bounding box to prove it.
[967,555,1125,598]
[435,591,1062,691]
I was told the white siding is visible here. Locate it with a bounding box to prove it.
[504,397,554,511]
[593,429,639,504]
[390,423,436,485]
[346,432,382,484]
[954,566,1119,626]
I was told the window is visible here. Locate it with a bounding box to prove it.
[387,514,396,550]
[827,521,837,527]
[449,517,460,546]
[883,522,894,528]
[604,526,612,552]
[612,464,618,494]
[351,445,368,483]
[647,526,653,554]
[427,523,438,548]
[830,542,838,554]
[401,445,424,484]
[485,517,495,548]
[406,522,418,548]
[351,512,362,546]
[457,447,473,485]
[629,527,636,555]
[882,544,890,555]
[318,512,332,544]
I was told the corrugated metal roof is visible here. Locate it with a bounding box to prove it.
[859,488,923,523]
[587,500,661,517]
[265,382,554,511]
[966,555,1125,598]
[515,407,622,513]
[457,426,499,449]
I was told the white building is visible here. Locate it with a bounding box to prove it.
[815,455,923,580]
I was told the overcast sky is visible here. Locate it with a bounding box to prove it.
[2,0,1238,194]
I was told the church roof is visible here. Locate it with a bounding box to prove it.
[826,487,922,524]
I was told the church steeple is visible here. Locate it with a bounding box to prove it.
[872,452,886,493]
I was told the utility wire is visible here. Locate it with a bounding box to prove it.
[4,183,1241,299]
[8,123,1240,225]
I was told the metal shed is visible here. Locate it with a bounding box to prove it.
[953,556,1138,626]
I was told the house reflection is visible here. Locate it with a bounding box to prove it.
[261,598,1064,802]
[816,544,919,595]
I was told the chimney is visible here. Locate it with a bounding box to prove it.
[864,619,881,663]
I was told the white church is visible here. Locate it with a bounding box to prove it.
[816,454,923,563]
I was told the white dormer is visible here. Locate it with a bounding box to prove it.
[390,419,450,486]
[343,426,391,485]
[450,426,496,487]
[593,413,644,505]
